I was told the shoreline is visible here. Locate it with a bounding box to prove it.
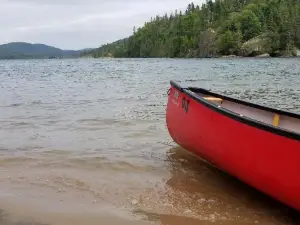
[84,54,300,60]
[1,55,300,60]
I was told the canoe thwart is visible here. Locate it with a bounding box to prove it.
[273,113,280,127]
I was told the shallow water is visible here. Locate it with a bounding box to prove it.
[0,58,300,225]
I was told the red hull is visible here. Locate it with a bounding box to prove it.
[166,81,300,211]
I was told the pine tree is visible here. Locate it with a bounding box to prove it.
[84,0,300,58]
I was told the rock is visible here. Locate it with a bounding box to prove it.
[291,47,300,57]
[184,209,192,213]
[103,52,113,58]
[241,35,271,57]
[221,54,238,58]
[255,53,270,58]
[131,199,138,205]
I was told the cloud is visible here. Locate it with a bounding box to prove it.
[0,0,205,49]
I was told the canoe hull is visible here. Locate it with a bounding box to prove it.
[166,83,300,211]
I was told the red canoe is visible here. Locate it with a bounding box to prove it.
[166,80,300,211]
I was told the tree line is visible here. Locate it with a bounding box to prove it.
[84,0,300,58]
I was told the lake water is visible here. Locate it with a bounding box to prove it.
[0,58,300,225]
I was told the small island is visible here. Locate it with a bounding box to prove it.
[85,0,300,59]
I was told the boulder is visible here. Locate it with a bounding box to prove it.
[255,53,270,58]
[292,47,300,57]
[241,35,271,57]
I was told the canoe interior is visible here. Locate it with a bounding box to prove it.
[194,92,300,134]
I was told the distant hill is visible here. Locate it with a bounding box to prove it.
[0,42,93,59]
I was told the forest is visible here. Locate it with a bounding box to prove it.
[85,0,300,58]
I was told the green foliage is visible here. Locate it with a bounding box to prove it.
[87,0,300,58]
[218,30,243,55]
[239,9,262,40]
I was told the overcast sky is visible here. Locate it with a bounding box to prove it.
[1,0,204,50]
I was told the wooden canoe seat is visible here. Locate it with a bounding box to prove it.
[204,97,223,103]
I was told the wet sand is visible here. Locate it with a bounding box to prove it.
[1,58,300,224]
[0,147,300,225]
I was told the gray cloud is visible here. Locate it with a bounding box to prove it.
[0,0,204,49]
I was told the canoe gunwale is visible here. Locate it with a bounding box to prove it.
[170,80,300,141]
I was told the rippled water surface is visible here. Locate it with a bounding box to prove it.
[0,58,300,225]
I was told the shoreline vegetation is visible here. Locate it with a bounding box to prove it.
[83,0,300,59]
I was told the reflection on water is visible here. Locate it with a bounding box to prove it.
[132,147,300,225]
[0,58,300,225]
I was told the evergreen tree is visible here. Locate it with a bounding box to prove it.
[86,0,300,58]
